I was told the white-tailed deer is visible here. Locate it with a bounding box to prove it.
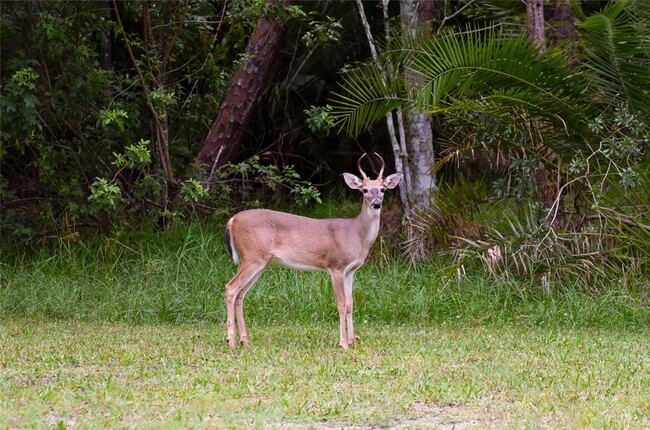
[224,153,402,349]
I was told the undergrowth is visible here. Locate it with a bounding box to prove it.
[1,222,648,329]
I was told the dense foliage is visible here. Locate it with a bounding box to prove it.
[1,0,649,289]
[332,0,650,279]
[1,0,349,241]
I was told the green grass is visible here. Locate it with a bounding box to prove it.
[2,223,648,328]
[1,320,649,428]
[1,222,649,428]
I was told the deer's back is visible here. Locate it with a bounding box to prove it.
[228,209,361,270]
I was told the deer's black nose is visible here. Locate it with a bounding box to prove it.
[372,200,382,209]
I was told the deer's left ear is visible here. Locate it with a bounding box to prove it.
[383,173,403,189]
[343,173,364,190]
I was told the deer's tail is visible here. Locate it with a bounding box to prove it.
[225,218,240,265]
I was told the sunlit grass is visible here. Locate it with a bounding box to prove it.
[1,320,649,428]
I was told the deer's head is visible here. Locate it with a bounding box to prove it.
[343,153,402,210]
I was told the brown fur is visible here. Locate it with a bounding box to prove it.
[223,167,403,350]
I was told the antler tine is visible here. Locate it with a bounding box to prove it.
[374,152,385,178]
[357,153,368,179]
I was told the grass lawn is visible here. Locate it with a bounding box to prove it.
[2,319,649,429]
[2,224,649,428]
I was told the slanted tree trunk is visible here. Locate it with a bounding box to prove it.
[197,0,289,178]
[113,0,178,211]
[355,0,411,219]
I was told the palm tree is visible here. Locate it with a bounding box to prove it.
[331,0,649,234]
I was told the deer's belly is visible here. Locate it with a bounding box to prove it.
[269,255,326,272]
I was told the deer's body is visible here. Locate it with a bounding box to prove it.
[226,208,380,271]
[224,154,401,349]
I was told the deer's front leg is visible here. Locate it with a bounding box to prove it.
[330,270,349,349]
[344,269,356,346]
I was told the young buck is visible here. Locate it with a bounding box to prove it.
[224,153,402,349]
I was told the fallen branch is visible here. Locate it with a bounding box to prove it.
[584,214,650,232]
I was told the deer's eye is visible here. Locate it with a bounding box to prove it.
[380,188,386,193]
[363,189,369,194]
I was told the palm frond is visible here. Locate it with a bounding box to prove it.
[330,25,594,138]
[330,64,406,137]
[575,0,650,116]
[403,26,592,128]
[443,92,589,155]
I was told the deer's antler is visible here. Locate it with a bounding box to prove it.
[357,153,369,179]
[374,152,385,179]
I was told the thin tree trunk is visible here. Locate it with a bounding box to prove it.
[550,0,576,65]
[550,0,575,44]
[100,1,112,71]
[197,0,289,175]
[526,0,565,229]
[355,0,411,219]
[356,0,436,257]
[526,0,546,53]
[113,0,176,210]
[143,2,174,209]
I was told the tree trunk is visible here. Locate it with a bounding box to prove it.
[356,0,437,258]
[526,0,564,229]
[100,1,113,71]
[526,0,546,52]
[356,0,411,219]
[400,0,436,210]
[550,0,575,44]
[550,0,576,65]
[113,0,177,211]
[143,2,174,209]
[197,0,289,175]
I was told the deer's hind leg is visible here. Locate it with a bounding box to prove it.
[225,260,267,349]
[234,267,265,347]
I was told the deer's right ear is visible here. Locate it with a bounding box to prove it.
[343,173,363,190]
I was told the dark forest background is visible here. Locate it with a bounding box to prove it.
[2,0,649,282]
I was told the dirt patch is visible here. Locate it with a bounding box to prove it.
[271,402,503,429]
[393,402,497,429]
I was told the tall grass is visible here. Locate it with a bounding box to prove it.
[1,222,648,330]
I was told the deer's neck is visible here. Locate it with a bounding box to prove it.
[353,201,381,248]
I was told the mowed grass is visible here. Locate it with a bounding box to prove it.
[1,320,649,428]
[1,222,650,428]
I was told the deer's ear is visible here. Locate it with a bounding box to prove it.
[383,173,403,189]
[343,173,363,190]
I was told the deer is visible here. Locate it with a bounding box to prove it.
[224,153,402,349]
